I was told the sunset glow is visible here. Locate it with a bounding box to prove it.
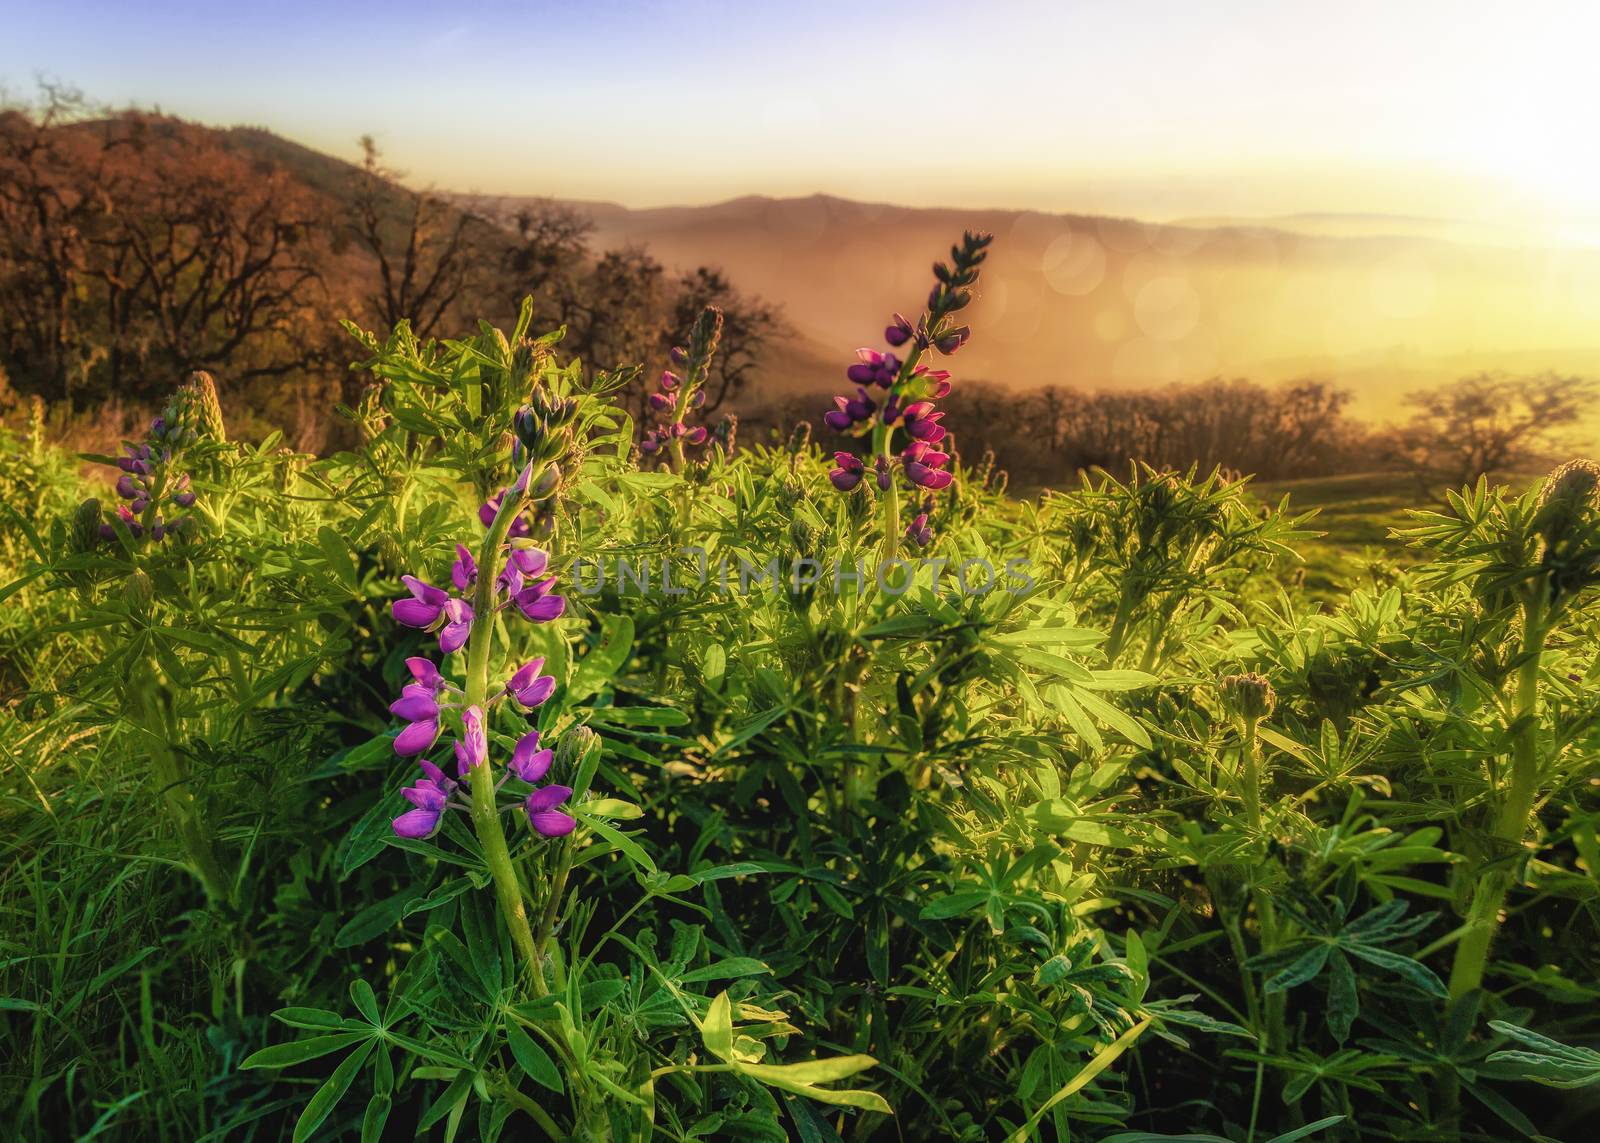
[7,0,1599,231]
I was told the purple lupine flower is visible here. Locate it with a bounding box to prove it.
[393,760,457,838]
[648,392,671,411]
[660,370,680,391]
[901,402,947,444]
[407,656,446,692]
[480,489,533,540]
[513,577,566,622]
[394,576,449,629]
[453,704,488,777]
[507,658,558,708]
[507,547,551,580]
[875,455,893,491]
[884,313,915,347]
[903,442,954,491]
[825,387,877,433]
[438,599,475,654]
[846,348,901,388]
[451,545,477,592]
[933,325,971,355]
[526,784,576,837]
[829,452,864,492]
[391,685,441,755]
[509,730,554,783]
[906,513,934,548]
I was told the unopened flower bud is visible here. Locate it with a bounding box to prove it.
[1537,458,1600,545]
[1219,673,1276,724]
[71,498,103,554]
[556,725,599,773]
[124,569,155,615]
[532,463,562,500]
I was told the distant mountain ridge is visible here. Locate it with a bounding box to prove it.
[460,190,1600,417]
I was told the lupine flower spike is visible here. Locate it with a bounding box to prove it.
[642,306,723,467]
[823,231,992,549]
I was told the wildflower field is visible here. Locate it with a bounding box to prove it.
[2,234,1598,1143]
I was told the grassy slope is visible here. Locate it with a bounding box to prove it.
[1251,471,1422,596]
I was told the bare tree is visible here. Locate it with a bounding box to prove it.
[0,93,333,409]
[348,137,479,340]
[1384,372,1596,490]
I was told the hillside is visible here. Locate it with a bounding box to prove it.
[462,191,1600,417]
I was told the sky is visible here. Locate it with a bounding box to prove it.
[5,0,1599,231]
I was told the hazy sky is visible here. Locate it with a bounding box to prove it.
[5,0,1598,229]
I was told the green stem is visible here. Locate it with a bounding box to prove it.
[1447,599,1548,1000]
[464,480,542,984]
[529,835,574,998]
[147,721,232,908]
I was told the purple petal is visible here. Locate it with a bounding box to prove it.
[518,593,566,623]
[389,689,440,722]
[515,674,558,709]
[439,619,473,654]
[529,811,577,838]
[403,575,449,606]
[511,732,553,783]
[506,658,547,694]
[417,759,454,790]
[392,807,442,838]
[406,657,442,689]
[394,718,440,755]
[393,598,443,628]
[509,548,550,578]
[451,545,477,591]
[526,784,573,813]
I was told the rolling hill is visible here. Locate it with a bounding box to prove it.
[462,191,1600,418]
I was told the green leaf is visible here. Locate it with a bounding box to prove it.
[506,1023,563,1093]
[680,957,771,983]
[919,890,989,920]
[1263,945,1330,994]
[569,614,635,701]
[701,992,734,1061]
[361,1093,392,1143]
[293,1041,374,1143]
[580,814,657,874]
[241,1032,367,1070]
[271,1007,351,1031]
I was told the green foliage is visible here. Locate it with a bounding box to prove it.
[2,294,1598,1143]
